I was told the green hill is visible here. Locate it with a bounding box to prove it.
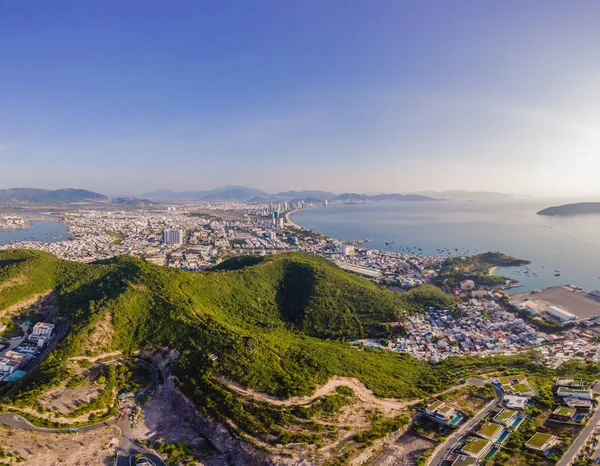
[0,250,528,448]
[0,187,106,204]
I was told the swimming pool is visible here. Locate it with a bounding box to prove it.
[511,417,524,429]
[450,414,464,426]
[497,430,510,443]
[484,445,500,460]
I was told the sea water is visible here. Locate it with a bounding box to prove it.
[290,199,600,293]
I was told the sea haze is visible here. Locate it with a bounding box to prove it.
[290,199,600,293]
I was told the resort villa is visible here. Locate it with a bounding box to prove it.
[502,394,528,410]
[551,406,581,423]
[492,375,537,397]
[556,387,594,401]
[475,422,507,443]
[493,408,524,429]
[424,400,464,427]
[459,438,494,459]
[525,432,559,454]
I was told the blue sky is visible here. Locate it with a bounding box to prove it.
[1,0,600,196]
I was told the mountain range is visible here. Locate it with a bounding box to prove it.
[0,186,518,204]
[141,186,438,202]
[0,188,106,204]
[415,190,515,200]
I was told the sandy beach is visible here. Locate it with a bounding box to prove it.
[489,266,498,275]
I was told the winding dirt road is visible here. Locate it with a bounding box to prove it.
[218,375,488,412]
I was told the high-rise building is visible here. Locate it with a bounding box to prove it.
[163,229,183,245]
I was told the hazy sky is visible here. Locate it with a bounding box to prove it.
[1,1,600,196]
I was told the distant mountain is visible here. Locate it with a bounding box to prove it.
[246,196,282,204]
[0,188,106,204]
[272,190,337,201]
[142,187,440,203]
[537,202,600,216]
[415,190,513,200]
[113,197,157,206]
[142,186,268,201]
[334,193,437,202]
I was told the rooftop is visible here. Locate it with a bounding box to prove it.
[526,432,555,449]
[461,438,491,455]
[476,422,503,438]
[494,409,517,423]
[553,407,576,417]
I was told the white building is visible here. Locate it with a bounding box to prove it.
[341,244,355,256]
[32,322,55,337]
[556,387,593,400]
[163,229,183,245]
[0,357,20,375]
[545,306,577,323]
[520,300,540,316]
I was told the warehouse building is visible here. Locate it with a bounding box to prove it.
[545,305,577,323]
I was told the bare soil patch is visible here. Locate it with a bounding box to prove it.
[0,424,118,465]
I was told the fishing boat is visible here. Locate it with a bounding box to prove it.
[385,240,396,245]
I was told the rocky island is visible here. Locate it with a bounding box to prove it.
[537,202,600,216]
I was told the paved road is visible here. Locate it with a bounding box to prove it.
[0,412,117,433]
[0,358,166,466]
[116,418,167,466]
[556,407,600,466]
[427,399,498,466]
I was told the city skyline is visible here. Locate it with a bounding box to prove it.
[2,1,600,196]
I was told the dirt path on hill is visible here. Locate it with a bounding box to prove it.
[217,375,488,411]
[0,289,54,317]
[69,350,122,362]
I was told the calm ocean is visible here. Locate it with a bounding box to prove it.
[290,199,600,293]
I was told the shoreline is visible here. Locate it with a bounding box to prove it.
[285,205,321,229]
[489,266,498,275]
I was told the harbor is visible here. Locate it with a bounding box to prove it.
[512,286,600,321]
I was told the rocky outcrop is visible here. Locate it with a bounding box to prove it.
[140,348,313,466]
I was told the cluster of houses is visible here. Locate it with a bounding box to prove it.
[389,304,543,362]
[435,374,597,465]
[0,322,54,383]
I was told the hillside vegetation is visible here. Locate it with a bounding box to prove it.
[435,251,530,289]
[0,250,530,448]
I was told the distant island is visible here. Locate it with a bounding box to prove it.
[0,188,106,204]
[537,202,600,216]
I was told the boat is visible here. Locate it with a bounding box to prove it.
[385,240,396,245]
[555,273,561,277]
